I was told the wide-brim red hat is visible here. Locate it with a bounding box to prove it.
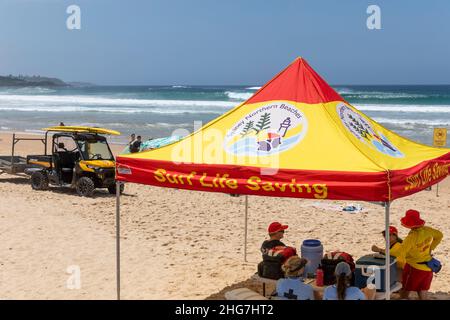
[401,209,425,229]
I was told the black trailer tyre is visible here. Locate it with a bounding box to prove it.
[31,171,49,190]
[108,182,125,195]
[76,177,95,197]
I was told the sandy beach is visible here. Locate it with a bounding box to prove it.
[0,131,449,300]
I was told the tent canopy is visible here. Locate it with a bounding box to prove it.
[116,58,449,201]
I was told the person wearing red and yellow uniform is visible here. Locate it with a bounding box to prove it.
[396,210,443,300]
[372,226,404,282]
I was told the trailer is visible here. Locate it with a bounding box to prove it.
[0,133,48,176]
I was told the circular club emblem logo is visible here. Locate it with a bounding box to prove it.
[224,102,308,156]
[337,103,404,158]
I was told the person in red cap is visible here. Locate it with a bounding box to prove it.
[395,210,443,300]
[261,222,289,254]
[260,221,296,262]
[258,222,296,280]
[372,226,404,282]
[371,226,404,266]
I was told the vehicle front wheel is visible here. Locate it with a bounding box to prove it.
[108,182,125,195]
[76,177,95,197]
[31,171,49,190]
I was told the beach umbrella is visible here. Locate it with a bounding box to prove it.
[115,57,450,300]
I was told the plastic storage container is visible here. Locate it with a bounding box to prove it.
[301,239,324,277]
[354,254,397,292]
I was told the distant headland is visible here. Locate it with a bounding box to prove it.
[0,75,94,87]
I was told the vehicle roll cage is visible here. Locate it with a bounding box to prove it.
[9,130,112,169]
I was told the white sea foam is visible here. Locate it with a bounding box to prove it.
[355,104,450,113]
[246,86,261,90]
[336,88,354,95]
[347,93,428,99]
[335,88,431,99]
[0,94,234,109]
[77,122,132,128]
[0,105,229,114]
[145,122,191,128]
[1,94,449,117]
[225,91,253,100]
[0,87,57,95]
[373,117,450,127]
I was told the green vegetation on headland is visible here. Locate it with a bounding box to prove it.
[0,74,68,87]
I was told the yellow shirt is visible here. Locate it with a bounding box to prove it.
[389,242,405,269]
[396,226,443,271]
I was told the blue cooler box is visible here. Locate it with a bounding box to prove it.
[354,255,397,292]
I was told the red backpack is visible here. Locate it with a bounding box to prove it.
[266,246,297,263]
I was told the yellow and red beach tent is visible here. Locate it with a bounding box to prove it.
[114,58,450,300]
[117,58,449,201]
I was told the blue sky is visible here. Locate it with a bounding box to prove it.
[0,0,449,85]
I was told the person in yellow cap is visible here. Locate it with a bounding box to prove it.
[396,209,443,300]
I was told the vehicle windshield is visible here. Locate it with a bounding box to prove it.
[77,139,114,160]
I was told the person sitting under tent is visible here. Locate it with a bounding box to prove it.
[371,226,404,282]
[258,222,297,280]
[396,210,443,300]
[323,262,375,300]
[273,256,316,300]
[260,222,296,260]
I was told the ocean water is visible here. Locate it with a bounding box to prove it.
[0,85,449,147]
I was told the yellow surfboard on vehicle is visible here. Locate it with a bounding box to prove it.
[42,126,121,136]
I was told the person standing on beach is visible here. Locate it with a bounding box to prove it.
[129,133,137,153]
[129,133,136,147]
[396,209,443,300]
[130,135,142,153]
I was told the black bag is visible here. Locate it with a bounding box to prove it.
[321,252,355,286]
[257,256,284,280]
[321,259,340,285]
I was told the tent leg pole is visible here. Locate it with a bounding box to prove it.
[116,181,121,300]
[385,202,391,300]
[244,195,248,263]
[436,183,439,197]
